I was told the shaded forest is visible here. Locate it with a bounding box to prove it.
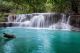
[0,0,79,22]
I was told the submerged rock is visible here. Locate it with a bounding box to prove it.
[3,33,16,39]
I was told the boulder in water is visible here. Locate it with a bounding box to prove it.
[3,33,16,39]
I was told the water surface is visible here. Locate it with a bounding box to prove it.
[0,27,80,53]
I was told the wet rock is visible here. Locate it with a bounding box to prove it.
[0,23,13,27]
[70,15,80,28]
[3,33,16,39]
[71,26,80,31]
[0,23,6,27]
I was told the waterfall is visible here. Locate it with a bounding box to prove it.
[30,15,45,27]
[7,13,71,30]
[60,14,71,30]
[49,13,71,30]
[67,16,70,24]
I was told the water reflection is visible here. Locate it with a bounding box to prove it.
[0,37,12,53]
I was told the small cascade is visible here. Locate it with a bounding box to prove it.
[67,16,70,24]
[61,14,67,23]
[8,15,15,22]
[49,14,71,30]
[19,21,31,27]
[7,13,71,30]
[15,14,26,22]
[30,15,45,27]
[61,14,71,30]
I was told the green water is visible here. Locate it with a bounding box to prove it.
[0,27,80,53]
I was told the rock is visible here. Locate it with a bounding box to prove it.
[3,33,16,39]
[70,15,80,28]
[0,23,13,27]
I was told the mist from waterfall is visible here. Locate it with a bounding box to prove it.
[7,13,71,30]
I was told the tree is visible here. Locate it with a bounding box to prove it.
[70,0,79,14]
[50,0,71,13]
[3,0,47,13]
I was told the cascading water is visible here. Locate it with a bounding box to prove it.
[48,13,71,30]
[30,15,45,27]
[7,13,71,30]
[60,14,71,30]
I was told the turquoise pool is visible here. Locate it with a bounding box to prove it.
[0,27,80,53]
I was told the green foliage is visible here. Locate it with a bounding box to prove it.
[0,0,73,22]
[0,0,15,12]
[1,0,71,13]
[50,0,71,13]
[0,13,6,22]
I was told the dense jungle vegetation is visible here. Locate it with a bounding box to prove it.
[0,0,78,22]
